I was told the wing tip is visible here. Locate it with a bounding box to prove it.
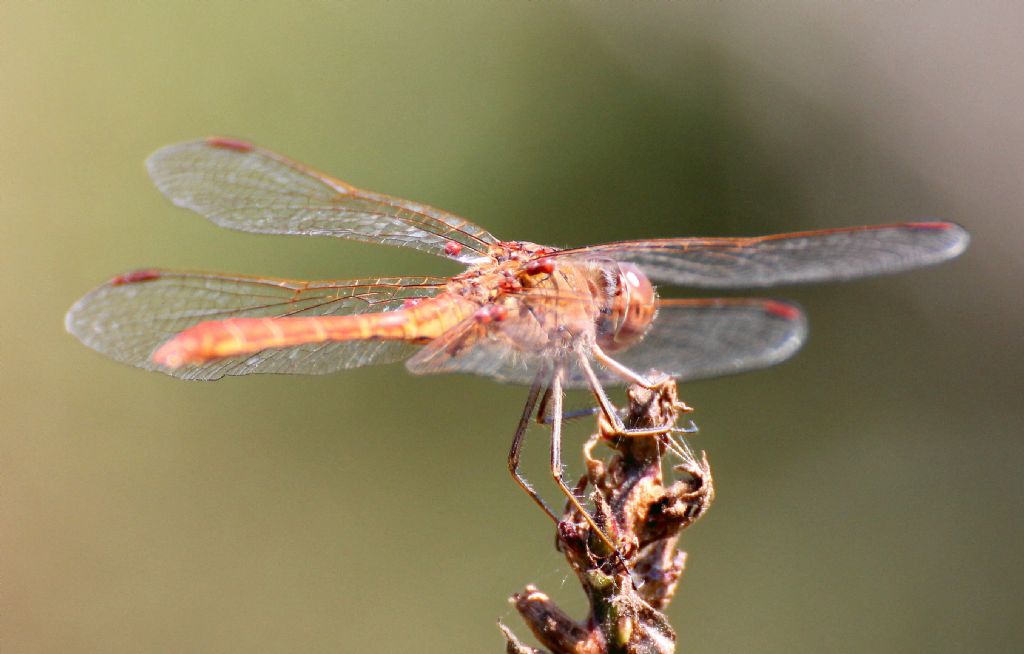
[205,136,255,152]
[63,299,83,338]
[144,142,179,183]
[762,299,804,322]
[904,220,970,258]
[65,283,108,341]
[145,136,254,182]
[763,298,808,361]
[65,269,165,339]
[108,268,163,286]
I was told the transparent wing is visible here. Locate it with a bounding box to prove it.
[611,298,806,382]
[548,222,969,288]
[66,269,446,380]
[404,280,603,386]
[404,316,548,385]
[404,297,806,387]
[146,137,499,263]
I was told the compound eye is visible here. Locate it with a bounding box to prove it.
[624,268,642,290]
[598,263,656,353]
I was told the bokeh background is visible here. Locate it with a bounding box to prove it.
[3,2,1022,652]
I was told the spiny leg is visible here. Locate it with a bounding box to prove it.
[508,366,558,523]
[541,406,602,424]
[538,386,605,425]
[547,365,624,559]
[511,361,639,568]
[535,384,554,425]
[577,349,675,439]
[591,343,658,389]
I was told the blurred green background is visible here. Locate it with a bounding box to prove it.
[3,2,1021,652]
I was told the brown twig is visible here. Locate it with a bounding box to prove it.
[501,374,714,654]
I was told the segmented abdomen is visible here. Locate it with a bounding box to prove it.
[152,295,472,368]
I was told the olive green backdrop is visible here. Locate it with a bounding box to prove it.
[3,3,1021,652]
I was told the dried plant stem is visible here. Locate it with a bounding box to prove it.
[500,375,714,654]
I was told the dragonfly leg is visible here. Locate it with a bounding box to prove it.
[549,406,602,424]
[577,350,674,439]
[509,367,558,523]
[538,383,605,425]
[547,367,626,562]
[535,385,553,425]
[591,343,658,389]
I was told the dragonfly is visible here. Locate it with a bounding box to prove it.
[66,137,969,550]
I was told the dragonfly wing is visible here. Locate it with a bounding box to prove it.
[549,222,969,288]
[66,270,446,380]
[406,282,806,387]
[404,281,608,386]
[404,317,546,384]
[146,138,498,263]
[404,297,806,387]
[605,298,807,383]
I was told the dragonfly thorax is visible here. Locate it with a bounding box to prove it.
[595,263,657,353]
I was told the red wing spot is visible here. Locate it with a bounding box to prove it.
[905,221,953,231]
[763,300,801,321]
[444,241,463,257]
[110,269,161,286]
[206,137,254,152]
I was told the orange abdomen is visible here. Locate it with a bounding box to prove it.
[152,296,470,368]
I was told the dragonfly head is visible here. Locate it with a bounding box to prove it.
[596,263,657,353]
